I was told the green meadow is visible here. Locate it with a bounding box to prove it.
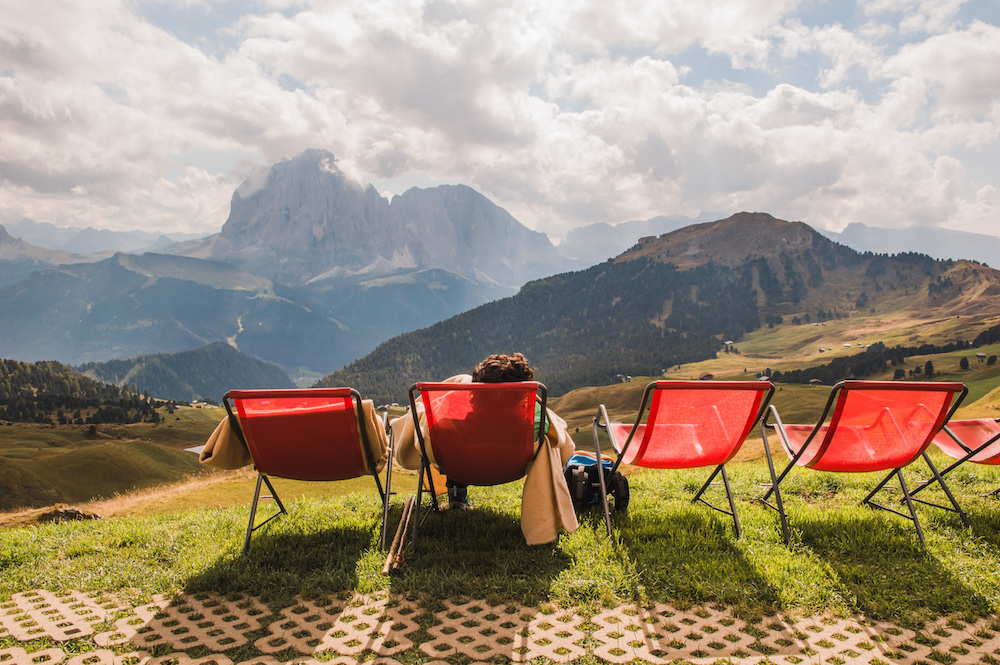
[3,319,1000,644]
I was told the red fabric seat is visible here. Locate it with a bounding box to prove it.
[226,388,392,554]
[594,380,774,537]
[418,382,540,486]
[407,381,547,549]
[932,419,1000,465]
[908,417,1000,501]
[760,381,968,544]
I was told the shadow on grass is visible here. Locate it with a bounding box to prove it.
[182,497,394,606]
[389,503,574,606]
[794,510,993,625]
[967,499,1000,547]
[613,503,782,617]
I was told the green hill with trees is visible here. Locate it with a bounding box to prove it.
[0,357,162,424]
[77,341,294,401]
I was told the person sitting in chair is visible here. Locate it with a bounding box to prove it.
[392,352,578,545]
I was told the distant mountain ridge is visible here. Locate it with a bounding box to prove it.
[556,212,722,265]
[823,222,1000,268]
[3,218,205,254]
[319,212,1000,403]
[0,223,89,288]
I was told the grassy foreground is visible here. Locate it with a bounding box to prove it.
[2,453,1000,630]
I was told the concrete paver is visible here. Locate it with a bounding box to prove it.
[1,589,997,664]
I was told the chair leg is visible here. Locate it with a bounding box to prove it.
[863,469,926,545]
[897,470,926,546]
[384,437,398,550]
[692,464,742,539]
[378,443,395,551]
[759,427,791,544]
[411,464,425,551]
[909,454,970,528]
[592,420,613,537]
[243,472,287,555]
[720,466,742,539]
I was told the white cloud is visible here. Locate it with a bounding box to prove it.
[881,21,1000,119]
[0,0,997,243]
[861,0,967,34]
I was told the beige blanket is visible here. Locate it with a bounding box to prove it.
[200,398,388,474]
[393,374,579,545]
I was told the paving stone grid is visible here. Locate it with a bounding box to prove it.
[1,589,998,665]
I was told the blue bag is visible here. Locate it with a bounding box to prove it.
[563,451,629,512]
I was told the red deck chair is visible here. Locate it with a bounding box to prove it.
[592,380,775,537]
[911,417,1000,498]
[407,381,547,549]
[225,388,393,554]
[759,381,968,544]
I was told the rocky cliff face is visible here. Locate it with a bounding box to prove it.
[203,149,562,287]
[210,149,424,284]
[390,184,561,285]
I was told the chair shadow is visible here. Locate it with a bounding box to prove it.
[794,512,993,622]
[388,502,574,606]
[182,503,394,603]
[612,504,782,616]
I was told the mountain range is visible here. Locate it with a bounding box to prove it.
[0,150,568,375]
[318,212,1000,402]
[3,219,203,255]
[822,223,1000,267]
[3,148,1000,388]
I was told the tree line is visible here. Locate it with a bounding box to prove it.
[0,357,171,425]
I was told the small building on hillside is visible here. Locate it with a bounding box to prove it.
[699,372,714,381]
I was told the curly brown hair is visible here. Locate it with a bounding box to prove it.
[472,352,535,383]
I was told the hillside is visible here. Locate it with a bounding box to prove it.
[0,407,218,512]
[0,223,95,288]
[77,341,295,401]
[318,212,1000,403]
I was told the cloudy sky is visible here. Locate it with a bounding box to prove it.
[2,0,998,241]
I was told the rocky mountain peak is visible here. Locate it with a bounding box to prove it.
[199,149,566,287]
[211,149,421,283]
[390,184,562,285]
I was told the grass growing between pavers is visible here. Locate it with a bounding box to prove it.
[2,455,999,628]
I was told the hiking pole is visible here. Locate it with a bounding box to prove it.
[391,495,416,572]
[382,495,414,575]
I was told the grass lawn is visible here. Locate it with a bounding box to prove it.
[2,453,999,630]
